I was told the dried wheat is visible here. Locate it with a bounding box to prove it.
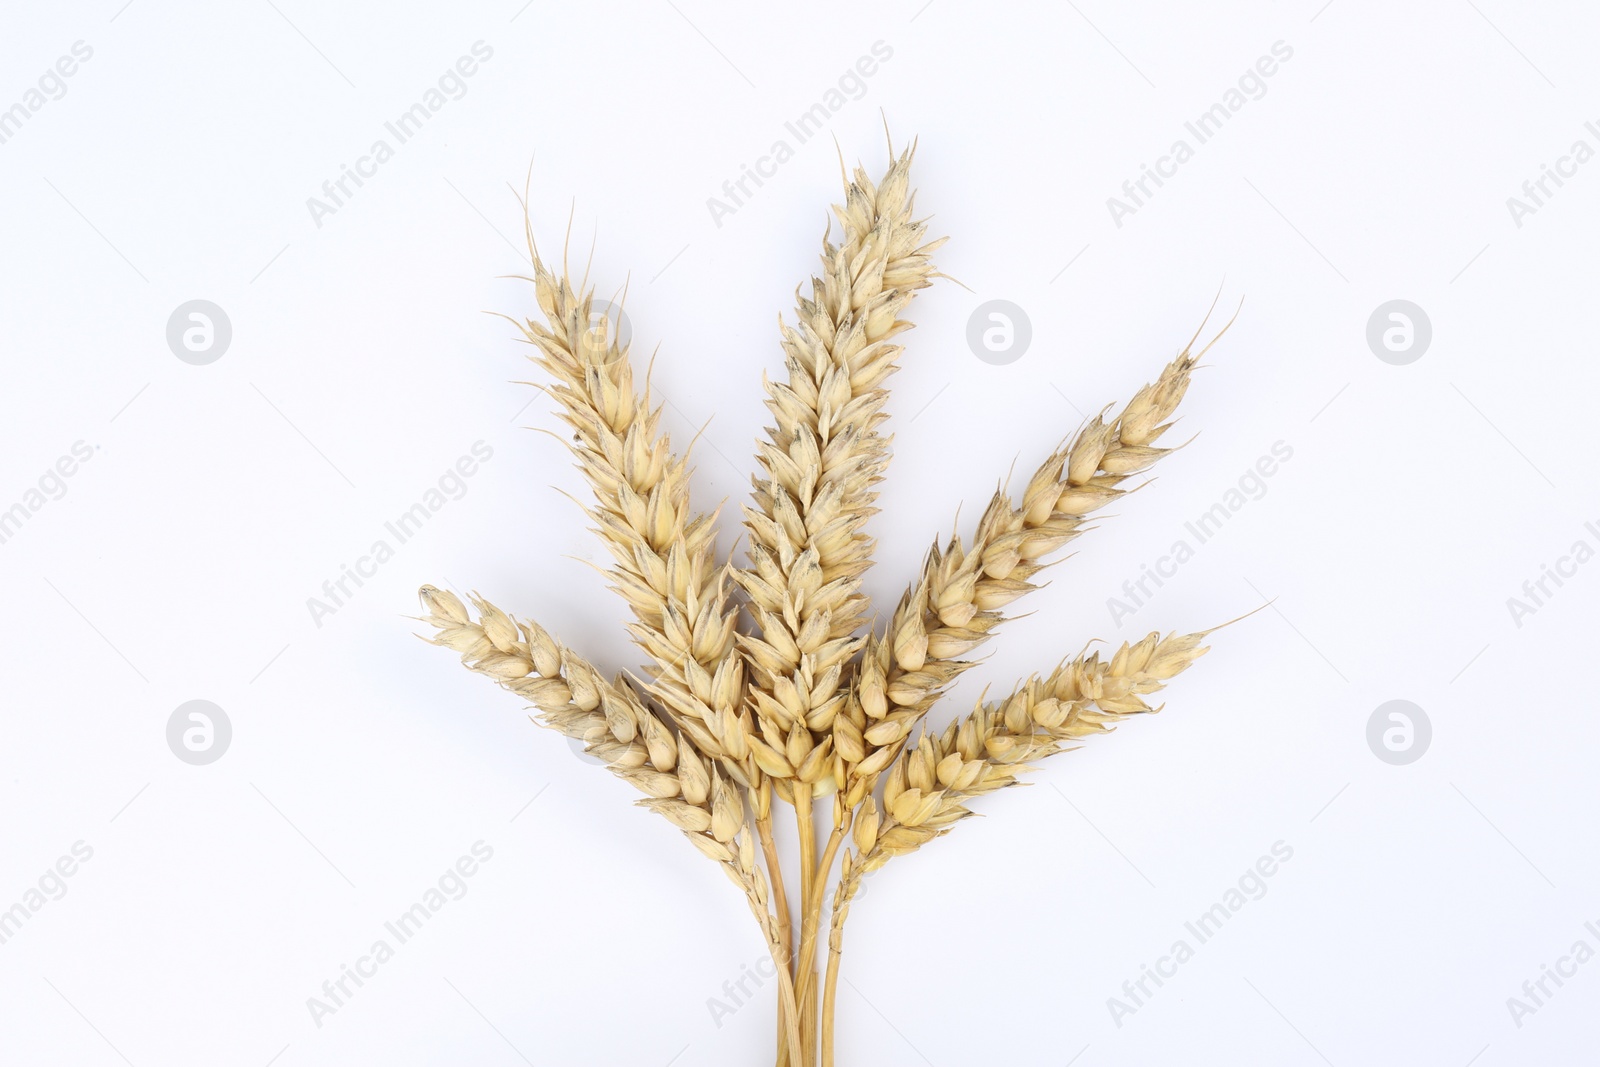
[417,584,804,1052]
[736,144,944,789]
[819,629,1212,1065]
[419,145,1238,1066]
[510,255,752,774]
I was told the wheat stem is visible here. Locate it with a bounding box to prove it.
[755,803,795,1067]
[796,820,845,1036]
[756,809,793,962]
[754,896,806,1061]
[820,943,842,1067]
[794,788,819,1065]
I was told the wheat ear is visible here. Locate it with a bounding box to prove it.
[736,144,944,786]
[417,585,804,1054]
[818,629,1211,1065]
[509,257,752,774]
[419,586,728,848]
[855,629,1209,870]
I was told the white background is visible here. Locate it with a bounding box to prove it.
[2,1,1597,1064]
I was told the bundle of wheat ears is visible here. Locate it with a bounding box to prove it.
[417,141,1235,1065]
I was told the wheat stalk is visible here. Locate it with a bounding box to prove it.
[733,142,944,1065]
[417,585,804,1054]
[418,144,1239,1065]
[819,629,1212,1064]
